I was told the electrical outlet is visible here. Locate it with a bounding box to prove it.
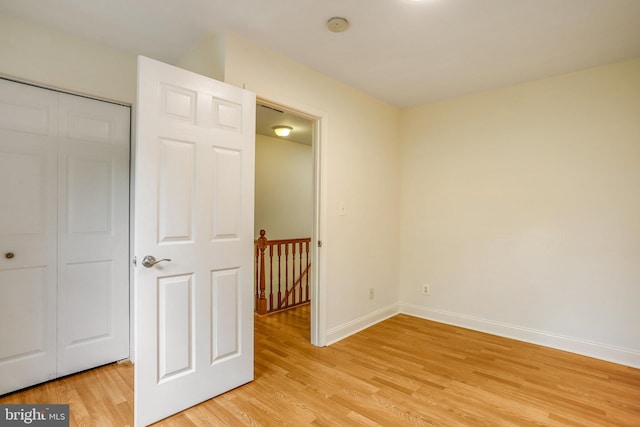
[369,288,374,299]
[422,284,430,295]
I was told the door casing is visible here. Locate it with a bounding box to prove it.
[256,96,328,347]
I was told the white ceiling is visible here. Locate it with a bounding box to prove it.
[2,0,640,109]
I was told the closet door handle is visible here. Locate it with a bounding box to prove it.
[4,252,14,259]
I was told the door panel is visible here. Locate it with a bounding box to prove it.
[65,260,112,345]
[0,152,47,235]
[0,79,58,395]
[0,267,49,358]
[0,100,50,135]
[211,148,242,237]
[57,92,130,376]
[135,56,255,426]
[158,138,195,242]
[211,268,240,362]
[66,157,112,233]
[157,274,194,381]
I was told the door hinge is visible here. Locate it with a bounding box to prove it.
[317,240,322,248]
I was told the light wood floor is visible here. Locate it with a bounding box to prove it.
[2,305,640,426]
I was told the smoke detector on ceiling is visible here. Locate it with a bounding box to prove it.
[327,17,349,33]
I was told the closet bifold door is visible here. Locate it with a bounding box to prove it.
[0,79,59,395]
[0,79,130,395]
[56,92,130,376]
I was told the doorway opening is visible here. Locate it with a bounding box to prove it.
[255,97,325,347]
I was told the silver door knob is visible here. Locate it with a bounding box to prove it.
[141,255,172,268]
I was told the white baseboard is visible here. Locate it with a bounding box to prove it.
[399,303,640,369]
[326,304,399,345]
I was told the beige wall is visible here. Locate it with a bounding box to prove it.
[176,32,226,82]
[225,33,402,338]
[0,14,136,104]
[399,58,640,365]
[4,11,638,364]
[255,134,313,240]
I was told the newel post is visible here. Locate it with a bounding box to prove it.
[256,229,268,315]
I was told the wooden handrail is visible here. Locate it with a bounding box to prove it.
[262,237,311,245]
[255,229,311,315]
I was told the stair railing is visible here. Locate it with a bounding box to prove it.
[255,229,311,315]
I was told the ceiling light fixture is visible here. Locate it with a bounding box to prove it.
[327,17,349,33]
[272,125,293,137]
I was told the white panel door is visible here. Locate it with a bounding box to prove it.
[0,78,130,395]
[135,56,255,426]
[0,79,58,394]
[56,92,130,375]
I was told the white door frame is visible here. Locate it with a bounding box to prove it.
[256,95,328,347]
